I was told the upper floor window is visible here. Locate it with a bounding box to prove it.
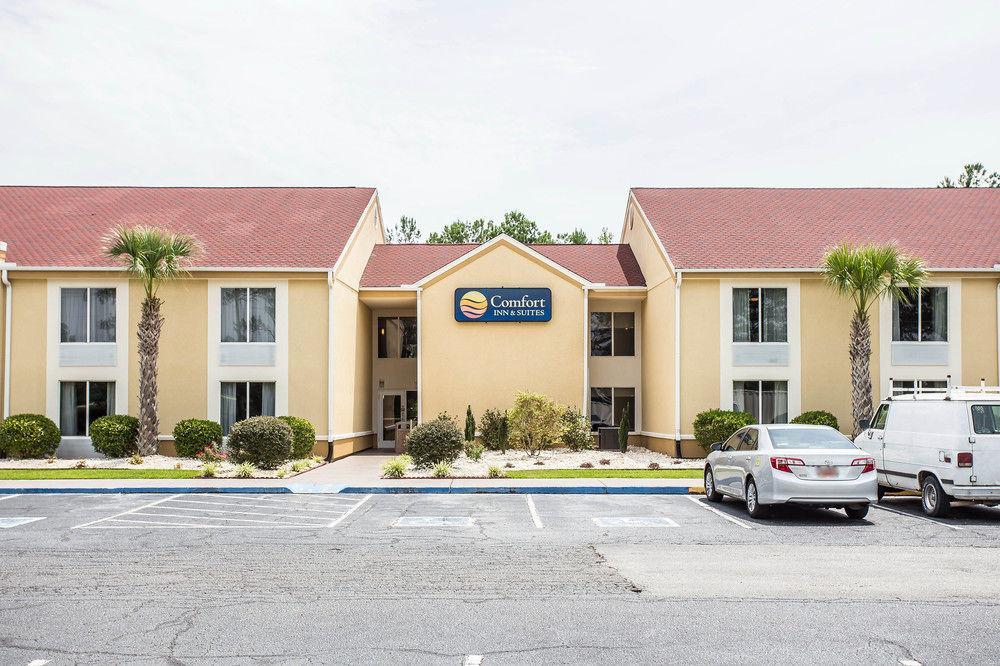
[60,288,116,343]
[221,288,276,343]
[733,288,786,343]
[378,317,417,358]
[893,287,947,342]
[891,379,947,396]
[590,312,635,356]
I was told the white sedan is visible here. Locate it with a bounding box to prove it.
[704,424,878,519]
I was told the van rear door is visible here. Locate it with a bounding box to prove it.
[969,403,1000,486]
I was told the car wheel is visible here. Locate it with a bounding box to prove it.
[921,475,951,518]
[704,467,723,502]
[845,504,869,520]
[745,478,770,518]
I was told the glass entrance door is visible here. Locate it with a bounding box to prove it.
[379,391,405,448]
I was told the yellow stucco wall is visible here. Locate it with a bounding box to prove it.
[420,242,585,422]
[288,279,329,434]
[679,277,720,432]
[640,282,675,438]
[961,277,999,385]
[799,278,856,432]
[8,279,46,414]
[332,279,372,434]
[148,280,209,431]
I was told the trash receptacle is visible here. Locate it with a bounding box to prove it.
[598,427,618,450]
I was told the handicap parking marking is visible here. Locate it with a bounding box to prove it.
[394,516,475,527]
[872,503,963,531]
[72,493,372,529]
[0,516,45,529]
[684,495,754,529]
[592,516,679,528]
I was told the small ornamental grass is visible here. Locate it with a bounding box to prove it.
[432,462,451,478]
[486,465,504,479]
[90,415,140,458]
[233,462,257,479]
[382,455,411,479]
[0,414,61,459]
[129,453,144,465]
[290,459,310,473]
[200,462,218,478]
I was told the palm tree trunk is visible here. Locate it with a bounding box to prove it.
[137,296,164,456]
[849,310,873,437]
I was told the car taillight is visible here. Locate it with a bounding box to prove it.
[957,452,973,468]
[770,457,805,473]
[851,457,876,474]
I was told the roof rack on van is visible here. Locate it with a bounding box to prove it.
[887,377,1000,401]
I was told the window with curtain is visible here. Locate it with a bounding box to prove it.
[891,379,947,396]
[221,288,276,343]
[732,288,786,343]
[220,381,276,435]
[59,381,115,436]
[733,380,788,424]
[590,312,635,356]
[60,288,116,343]
[590,387,635,431]
[893,287,947,342]
[377,317,417,358]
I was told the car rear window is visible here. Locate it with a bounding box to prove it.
[767,428,856,449]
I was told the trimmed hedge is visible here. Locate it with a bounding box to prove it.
[692,409,756,452]
[791,410,839,430]
[277,416,317,459]
[0,413,61,459]
[406,414,464,467]
[172,419,224,458]
[90,415,140,458]
[227,416,293,469]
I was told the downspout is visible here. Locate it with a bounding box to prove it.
[2,269,10,419]
[326,270,335,461]
[416,287,423,423]
[673,270,683,456]
[582,285,590,415]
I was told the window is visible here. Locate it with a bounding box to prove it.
[733,288,786,343]
[893,287,947,342]
[721,429,745,451]
[768,427,855,449]
[220,381,276,435]
[871,404,889,430]
[590,387,636,431]
[733,380,788,424]
[221,288,276,343]
[971,405,1000,435]
[59,381,115,436]
[590,312,635,356]
[740,428,759,451]
[891,379,947,396]
[60,288,116,343]
[378,317,418,358]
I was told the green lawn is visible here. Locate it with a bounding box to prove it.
[504,468,702,479]
[0,468,204,480]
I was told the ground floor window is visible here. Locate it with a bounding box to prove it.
[590,387,635,431]
[891,379,947,396]
[221,381,276,435]
[59,381,115,436]
[733,380,787,424]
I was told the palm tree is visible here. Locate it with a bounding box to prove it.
[822,243,927,435]
[104,226,199,455]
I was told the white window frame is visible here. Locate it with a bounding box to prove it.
[220,286,277,344]
[59,380,116,437]
[590,311,636,357]
[59,287,117,344]
[733,379,790,425]
[892,286,949,343]
[890,379,949,396]
[589,386,637,433]
[732,287,787,343]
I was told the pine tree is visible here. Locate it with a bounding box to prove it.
[465,405,476,442]
[618,403,630,453]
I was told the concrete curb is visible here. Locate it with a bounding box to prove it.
[0,484,704,495]
[0,486,294,495]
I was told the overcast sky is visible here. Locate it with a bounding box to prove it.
[2,1,998,239]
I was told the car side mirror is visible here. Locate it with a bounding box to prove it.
[710,442,723,452]
[858,418,871,431]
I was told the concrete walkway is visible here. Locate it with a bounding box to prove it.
[0,449,704,494]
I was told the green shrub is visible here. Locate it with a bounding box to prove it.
[277,416,317,459]
[0,413,61,459]
[560,408,593,451]
[90,414,140,458]
[480,409,509,453]
[227,416,293,469]
[509,392,563,456]
[465,441,485,461]
[486,465,504,478]
[406,414,464,467]
[234,462,256,478]
[432,462,451,478]
[172,419,223,458]
[618,402,631,453]
[791,410,839,430]
[382,455,410,479]
[464,405,476,442]
[692,409,756,452]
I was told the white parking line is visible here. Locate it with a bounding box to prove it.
[27,659,51,666]
[167,498,346,514]
[592,516,679,527]
[464,656,483,666]
[328,494,372,527]
[129,511,326,525]
[140,504,330,521]
[72,494,184,529]
[395,516,475,527]
[685,496,754,530]
[0,517,45,528]
[0,494,22,502]
[525,495,543,529]
[873,504,963,531]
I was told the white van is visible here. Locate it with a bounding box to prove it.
[855,386,1000,517]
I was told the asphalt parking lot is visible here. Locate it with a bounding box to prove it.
[1,492,1000,664]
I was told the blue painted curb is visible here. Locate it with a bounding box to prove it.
[340,485,696,495]
[0,486,293,495]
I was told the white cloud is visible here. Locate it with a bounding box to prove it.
[1,0,998,239]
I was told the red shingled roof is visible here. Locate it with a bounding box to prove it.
[632,188,1000,270]
[360,242,645,287]
[0,186,376,268]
